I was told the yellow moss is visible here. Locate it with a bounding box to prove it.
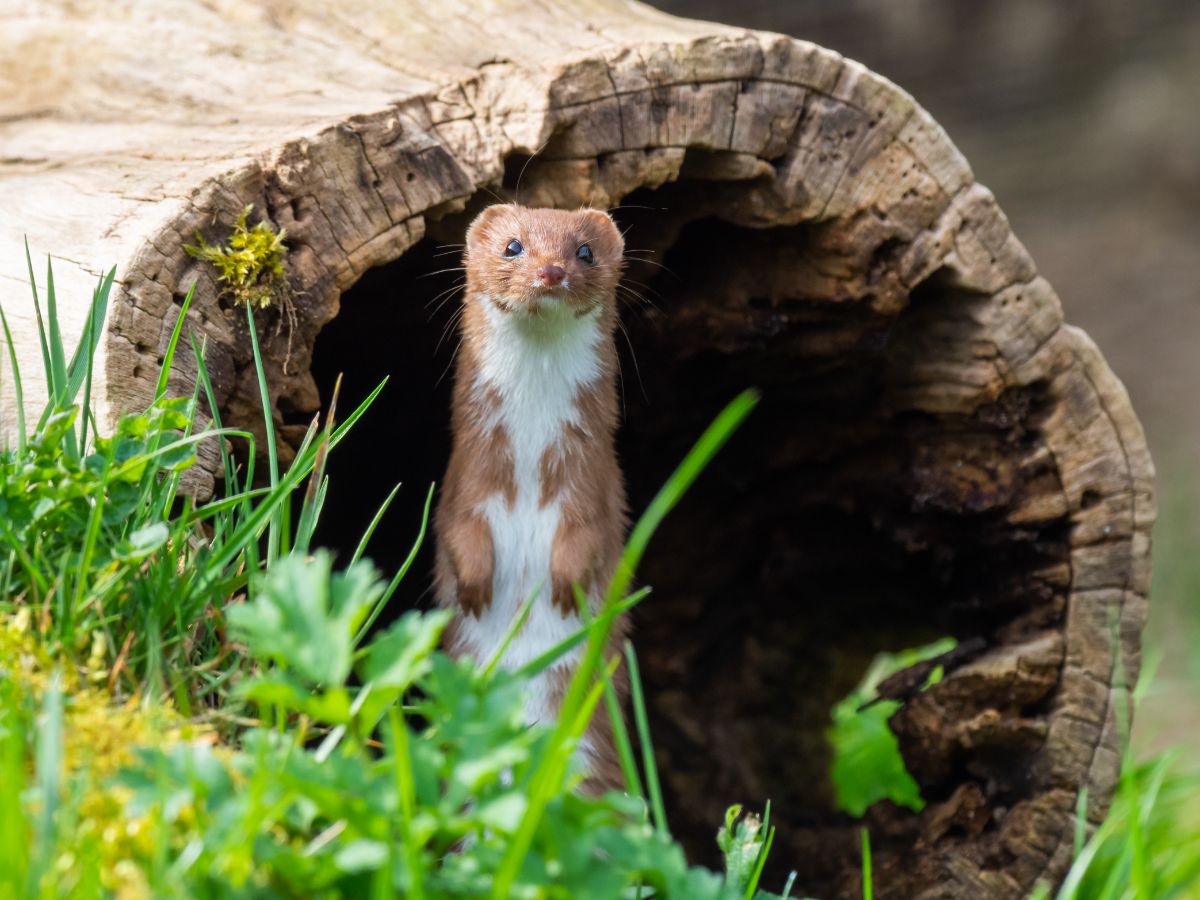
[184,204,290,310]
[0,615,215,894]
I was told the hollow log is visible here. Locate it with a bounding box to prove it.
[1,2,1155,896]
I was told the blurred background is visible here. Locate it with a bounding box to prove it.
[651,0,1200,755]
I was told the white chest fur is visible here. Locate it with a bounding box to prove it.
[454,297,604,730]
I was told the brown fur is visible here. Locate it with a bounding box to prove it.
[433,204,631,791]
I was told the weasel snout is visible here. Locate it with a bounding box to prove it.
[537,264,566,287]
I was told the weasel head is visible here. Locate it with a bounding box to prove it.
[464,204,624,318]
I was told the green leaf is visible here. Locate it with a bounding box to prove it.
[228,551,381,685]
[113,522,169,562]
[333,839,389,874]
[361,609,451,691]
[239,677,353,724]
[477,794,527,834]
[828,638,955,816]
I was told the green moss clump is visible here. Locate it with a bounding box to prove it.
[185,205,289,310]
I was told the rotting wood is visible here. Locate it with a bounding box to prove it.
[0,2,1154,896]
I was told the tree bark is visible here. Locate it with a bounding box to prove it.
[1,2,1154,897]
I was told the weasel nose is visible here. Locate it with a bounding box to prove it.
[537,265,566,287]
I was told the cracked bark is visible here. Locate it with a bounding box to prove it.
[1,1,1154,897]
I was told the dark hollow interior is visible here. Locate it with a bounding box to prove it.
[308,173,1068,896]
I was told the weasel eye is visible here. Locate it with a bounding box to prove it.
[503,239,523,258]
[577,243,594,265]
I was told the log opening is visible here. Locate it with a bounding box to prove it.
[305,156,1105,897]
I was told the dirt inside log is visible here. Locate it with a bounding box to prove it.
[301,163,1073,897]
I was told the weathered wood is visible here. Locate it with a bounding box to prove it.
[0,2,1154,897]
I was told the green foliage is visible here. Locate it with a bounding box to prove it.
[228,552,382,686]
[0,258,795,898]
[184,204,289,310]
[9,247,1200,900]
[0,261,379,711]
[112,553,746,899]
[827,638,955,817]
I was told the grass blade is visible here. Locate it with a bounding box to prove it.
[45,256,68,408]
[1073,787,1088,859]
[746,821,775,899]
[625,642,667,833]
[861,828,873,900]
[350,482,403,567]
[78,275,103,452]
[244,304,280,560]
[602,656,645,803]
[294,374,339,556]
[608,389,758,605]
[386,707,427,900]
[32,671,65,883]
[23,240,55,405]
[354,482,434,646]
[154,283,194,400]
[514,587,650,680]
[0,300,26,450]
[65,267,114,408]
[482,591,537,678]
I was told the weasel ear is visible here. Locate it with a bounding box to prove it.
[465,204,515,249]
[580,208,624,252]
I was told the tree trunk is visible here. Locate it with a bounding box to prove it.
[1,2,1154,897]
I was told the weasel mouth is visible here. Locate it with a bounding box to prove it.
[528,290,578,312]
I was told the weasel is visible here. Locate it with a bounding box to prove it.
[434,203,629,792]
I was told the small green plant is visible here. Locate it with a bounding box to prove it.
[827,638,955,817]
[184,204,289,311]
[718,803,787,899]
